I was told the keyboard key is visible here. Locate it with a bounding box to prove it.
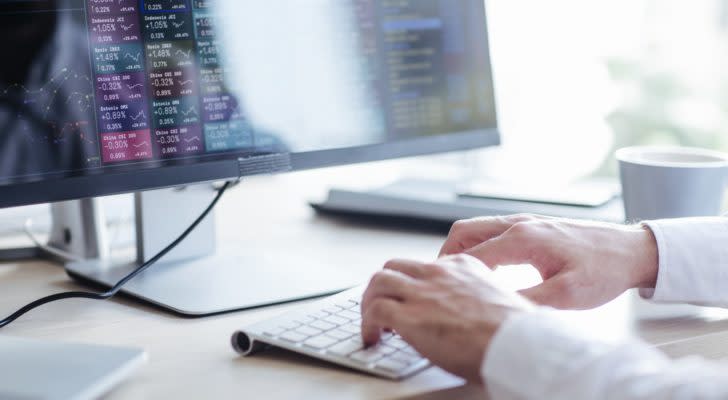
[304,335,340,350]
[279,331,307,343]
[295,326,322,337]
[378,345,397,355]
[402,346,421,357]
[323,305,343,314]
[337,310,360,321]
[323,315,349,326]
[309,311,329,319]
[325,329,354,341]
[349,349,385,364]
[294,316,315,325]
[339,324,360,334]
[262,327,286,337]
[310,320,336,331]
[386,338,408,349]
[279,320,302,330]
[376,358,408,373]
[389,351,423,365]
[327,339,364,357]
[336,300,358,309]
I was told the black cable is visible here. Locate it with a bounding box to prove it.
[0,181,232,329]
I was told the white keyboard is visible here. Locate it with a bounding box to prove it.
[231,286,430,380]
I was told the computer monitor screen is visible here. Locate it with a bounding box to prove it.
[0,0,498,206]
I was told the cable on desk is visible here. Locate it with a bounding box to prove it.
[0,181,232,329]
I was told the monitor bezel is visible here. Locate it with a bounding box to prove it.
[0,128,499,209]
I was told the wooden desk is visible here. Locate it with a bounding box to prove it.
[1,168,727,399]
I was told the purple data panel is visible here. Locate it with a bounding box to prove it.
[95,72,147,104]
[202,94,242,123]
[88,14,142,45]
[97,99,150,133]
[100,130,154,162]
[154,124,204,157]
[149,68,198,99]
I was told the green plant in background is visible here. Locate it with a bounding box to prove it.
[596,0,728,176]
[598,56,728,176]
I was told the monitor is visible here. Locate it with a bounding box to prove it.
[0,0,498,208]
[0,0,499,314]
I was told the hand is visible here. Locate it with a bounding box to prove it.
[440,214,659,310]
[360,255,533,383]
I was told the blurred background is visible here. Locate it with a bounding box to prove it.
[478,0,728,183]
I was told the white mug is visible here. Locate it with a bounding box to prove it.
[617,146,728,222]
[617,146,728,319]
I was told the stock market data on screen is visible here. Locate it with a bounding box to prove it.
[0,0,496,184]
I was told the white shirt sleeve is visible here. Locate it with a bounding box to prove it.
[483,217,728,399]
[483,310,728,400]
[641,217,728,306]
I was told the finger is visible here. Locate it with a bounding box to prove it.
[437,253,486,269]
[464,230,533,268]
[360,269,416,314]
[439,217,512,257]
[383,259,429,279]
[439,215,542,257]
[518,274,575,309]
[361,298,405,346]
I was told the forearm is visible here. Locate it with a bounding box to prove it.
[642,217,728,307]
[483,310,728,400]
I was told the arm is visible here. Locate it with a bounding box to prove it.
[486,310,728,400]
[360,255,728,399]
[360,215,728,398]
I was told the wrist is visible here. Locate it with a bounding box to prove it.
[632,225,659,288]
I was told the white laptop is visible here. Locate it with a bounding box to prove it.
[0,336,146,400]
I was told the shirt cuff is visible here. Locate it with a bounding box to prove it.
[481,308,728,400]
[482,309,618,400]
[641,218,728,306]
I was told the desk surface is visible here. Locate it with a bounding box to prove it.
[1,168,728,400]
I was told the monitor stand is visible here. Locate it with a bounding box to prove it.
[64,183,359,316]
[0,198,110,263]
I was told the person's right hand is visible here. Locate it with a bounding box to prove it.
[439,214,659,310]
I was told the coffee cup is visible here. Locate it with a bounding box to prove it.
[617,146,728,222]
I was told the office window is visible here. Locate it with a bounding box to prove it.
[479,0,728,181]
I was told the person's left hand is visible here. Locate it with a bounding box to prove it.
[360,255,533,383]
